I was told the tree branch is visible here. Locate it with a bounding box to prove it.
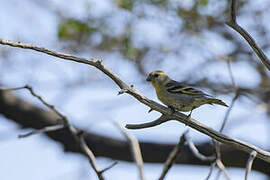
[184,133,215,162]
[1,39,270,166]
[159,131,187,180]
[205,162,216,180]
[18,124,65,138]
[114,122,144,180]
[126,115,270,164]
[0,89,269,175]
[216,159,230,180]
[226,0,270,71]
[245,151,257,180]
[1,85,116,180]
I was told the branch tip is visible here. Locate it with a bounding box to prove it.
[100,161,118,174]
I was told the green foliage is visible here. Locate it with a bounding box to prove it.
[200,0,208,6]
[123,37,139,60]
[55,0,270,97]
[115,0,133,10]
[58,18,96,40]
[149,0,168,5]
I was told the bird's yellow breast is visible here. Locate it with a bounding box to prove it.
[152,82,170,106]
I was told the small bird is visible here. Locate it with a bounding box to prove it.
[146,70,228,118]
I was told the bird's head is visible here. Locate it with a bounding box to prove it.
[146,70,170,87]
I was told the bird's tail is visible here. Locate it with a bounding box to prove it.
[208,98,228,107]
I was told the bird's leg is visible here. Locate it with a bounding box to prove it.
[168,106,176,115]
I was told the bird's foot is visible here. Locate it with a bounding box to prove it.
[168,106,176,115]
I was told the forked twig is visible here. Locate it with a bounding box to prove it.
[205,162,216,180]
[114,122,144,180]
[18,124,65,138]
[245,151,257,180]
[184,133,215,162]
[2,85,116,180]
[159,131,187,180]
[1,39,270,164]
[226,0,270,71]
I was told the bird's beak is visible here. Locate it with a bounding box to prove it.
[146,75,152,82]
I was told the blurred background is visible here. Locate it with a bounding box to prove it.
[0,0,270,179]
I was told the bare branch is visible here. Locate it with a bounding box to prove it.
[1,39,270,164]
[0,85,68,122]
[18,124,65,138]
[226,60,236,89]
[79,133,104,180]
[114,122,144,180]
[159,131,187,180]
[24,85,67,121]
[0,86,27,91]
[212,59,238,179]
[99,162,118,174]
[205,162,216,180]
[215,170,222,180]
[216,159,230,180]
[226,0,270,71]
[185,133,215,162]
[219,91,239,133]
[1,85,115,180]
[245,151,257,180]
[126,115,170,129]
[126,116,270,163]
[228,0,237,23]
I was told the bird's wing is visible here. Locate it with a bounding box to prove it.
[165,80,209,96]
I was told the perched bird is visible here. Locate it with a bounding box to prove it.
[146,70,228,118]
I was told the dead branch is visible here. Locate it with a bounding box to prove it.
[0,39,270,164]
[159,131,187,180]
[1,85,116,180]
[114,122,144,180]
[226,0,270,71]
[245,151,257,180]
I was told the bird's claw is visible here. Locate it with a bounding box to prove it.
[168,106,176,115]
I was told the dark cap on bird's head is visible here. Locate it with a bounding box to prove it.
[146,70,168,82]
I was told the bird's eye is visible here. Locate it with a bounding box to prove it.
[154,74,159,78]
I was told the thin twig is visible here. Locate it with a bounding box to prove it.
[114,122,144,180]
[18,124,65,138]
[205,162,216,180]
[1,39,270,164]
[0,85,68,122]
[100,162,118,174]
[215,169,222,180]
[2,85,113,180]
[219,92,239,133]
[213,58,240,179]
[226,0,270,71]
[212,58,239,180]
[24,85,67,121]
[216,159,230,180]
[159,131,187,180]
[185,133,215,162]
[79,133,104,180]
[226,60,236,89]
[228,0,236,23]
[0,86,27,91]
[245,151,257,180]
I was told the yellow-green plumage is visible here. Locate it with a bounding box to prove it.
[146,71,228,112]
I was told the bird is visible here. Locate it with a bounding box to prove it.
[146,70,228,118]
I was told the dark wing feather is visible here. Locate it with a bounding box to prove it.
[165,80,210,96]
